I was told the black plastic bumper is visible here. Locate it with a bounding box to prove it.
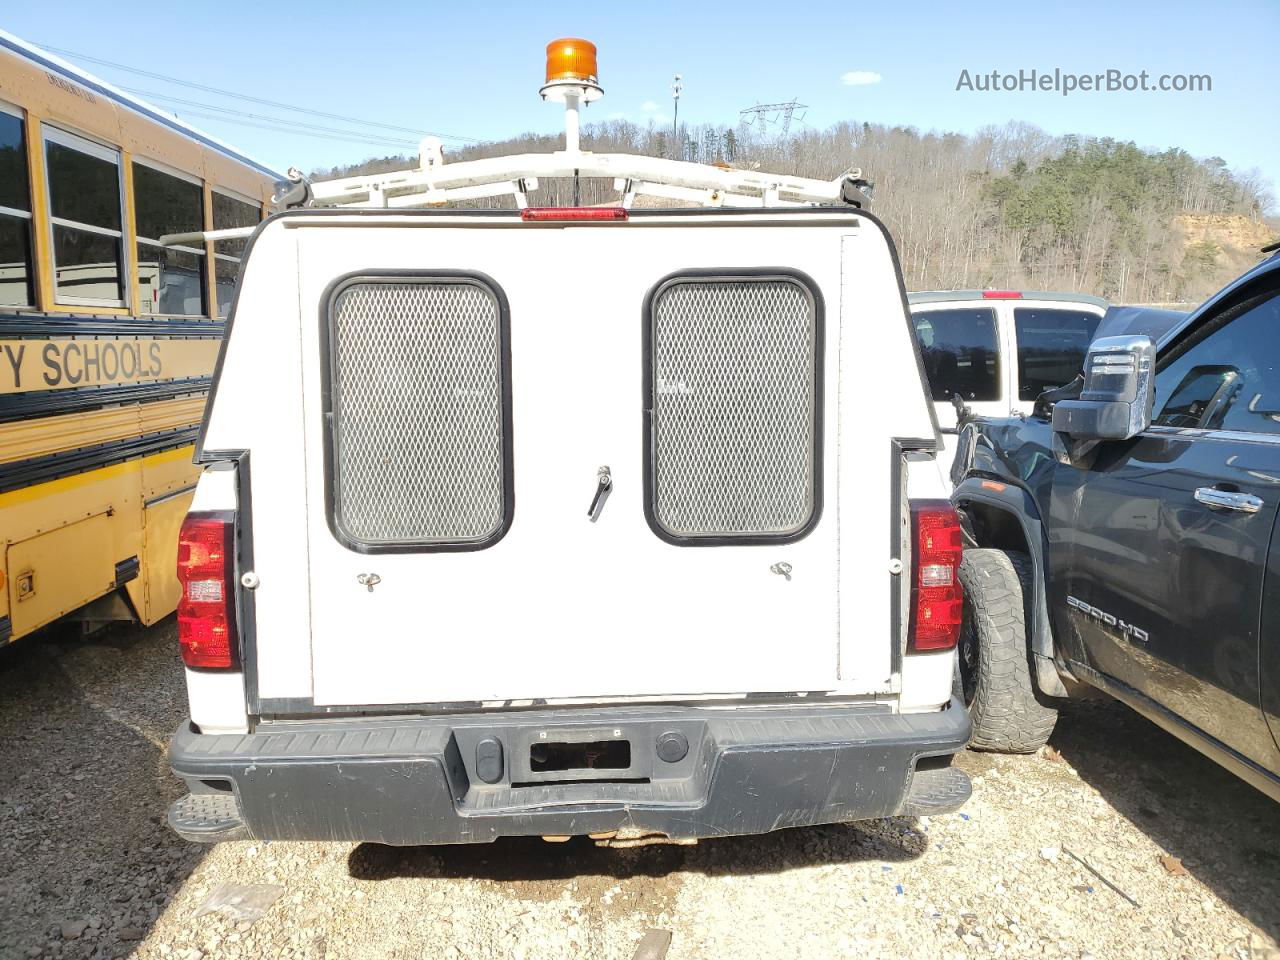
[168,699,971,845]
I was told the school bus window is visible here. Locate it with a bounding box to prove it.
[134,160,206,317]
[44,127,126,307]
[0,103,34,306]
[212,190,259,318]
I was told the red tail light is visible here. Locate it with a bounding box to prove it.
[177,512,239,670]
[908,500,964,652]
[981,290,1023,299]
[521,207,628,221]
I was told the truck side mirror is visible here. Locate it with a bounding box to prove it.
[1050,335,1155,441]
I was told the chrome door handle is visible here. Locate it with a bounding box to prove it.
[587,465,613,522]
[1194,487,1263,513]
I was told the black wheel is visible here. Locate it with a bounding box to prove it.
[955,548,1057,753]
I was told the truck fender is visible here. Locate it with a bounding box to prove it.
[951,477,1069,699]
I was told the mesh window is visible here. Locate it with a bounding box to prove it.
[648,275,821,542]
[327,278,509,549]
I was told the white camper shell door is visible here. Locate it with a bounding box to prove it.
[289,218,907,708]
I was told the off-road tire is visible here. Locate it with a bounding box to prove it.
[956,548,1057,753]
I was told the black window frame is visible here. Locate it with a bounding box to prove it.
[642,267,825,547]
[132,158,209,318]
[42,125,127,308]
[0,100,34,307]
[319,269,515,554]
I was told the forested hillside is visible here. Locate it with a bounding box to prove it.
[311,119,1277,304]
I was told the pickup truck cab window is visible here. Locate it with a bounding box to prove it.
[1152,290,1280,434]
[1013,307,1101,402]
[912,307,999,402]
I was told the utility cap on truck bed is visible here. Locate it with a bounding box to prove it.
[166,38,971,847]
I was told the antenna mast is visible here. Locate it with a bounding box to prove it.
[671,73,683,154]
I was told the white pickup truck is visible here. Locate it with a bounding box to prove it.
[908,290,1109,431]
[165,46,972,846]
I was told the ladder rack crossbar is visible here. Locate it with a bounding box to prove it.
[305,146,869,210]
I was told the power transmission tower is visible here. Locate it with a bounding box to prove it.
[738,99,808,138]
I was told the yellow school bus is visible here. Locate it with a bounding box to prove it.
[0,32,278,645]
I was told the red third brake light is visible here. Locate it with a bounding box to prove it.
[177,512,239,670]
[908,500,964,652]
[981,290,1023,299]
[521,207,628,222]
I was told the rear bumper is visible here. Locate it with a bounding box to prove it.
[168,699,971,845]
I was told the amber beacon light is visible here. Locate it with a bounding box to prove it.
[541,38,601,98]
[539,38,603,155]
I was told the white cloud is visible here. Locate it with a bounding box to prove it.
[841,70,882,87]
[641,100,660,112]
[607,111,629,121]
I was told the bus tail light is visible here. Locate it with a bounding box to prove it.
[908,501,964,652]
[177,512,239,670]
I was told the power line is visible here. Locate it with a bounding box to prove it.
[37,43,481,143]
[122,87,418,148]
[168,110,420,151]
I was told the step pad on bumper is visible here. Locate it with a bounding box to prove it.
[899,765,972,816]
[169,792,250,843]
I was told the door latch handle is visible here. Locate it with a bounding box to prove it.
[588,466,613,522]
[1194,487,1263,514]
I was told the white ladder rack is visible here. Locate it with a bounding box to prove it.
[294,136,871,211]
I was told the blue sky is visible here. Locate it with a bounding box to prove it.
[6,0,1278,192]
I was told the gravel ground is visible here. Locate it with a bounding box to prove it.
[1,618,1278,960]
